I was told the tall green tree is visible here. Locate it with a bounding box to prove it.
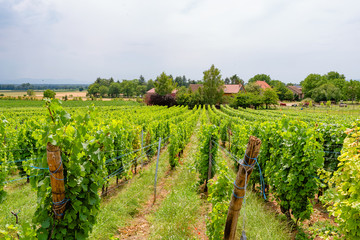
[263,88,279,109]
[99,86,109,97]
[121,80,135,97]
[300,74,326,98]
[230,74,244,85]
[87,83,100,97]
[139,75,145,85]
[345,80,360,103]
[154,72,176,96]
[146,79,155,91]
[324,71,345,80]
[108,82,121,98]
[202,65,224,105]
[311,83,341,102]
[301,71,346,98]
[248,74,271,84]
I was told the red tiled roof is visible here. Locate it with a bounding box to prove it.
[189,84,244,94]
[224,84,243,94]
[146,88,177,94]
[255,81,271,90]
[287,85,302,95]
[189,84,202,93]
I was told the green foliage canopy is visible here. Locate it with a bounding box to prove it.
[43,89,56,99]
[248,74,271,85]
[202,65,224,105]
[154,72,176,96]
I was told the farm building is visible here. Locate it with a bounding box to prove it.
[189,84,245,96]
[254,81,271,90]
[144,88,177,105]
[287,85,304,99]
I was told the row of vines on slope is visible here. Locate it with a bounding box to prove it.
[0,101,198,239]
[206,104,353,238]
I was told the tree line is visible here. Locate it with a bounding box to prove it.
[301,71,360,102]
[0,83,88,91]
[86,75,202,98]
[86,69,360,107]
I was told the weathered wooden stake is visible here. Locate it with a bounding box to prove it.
[224,136,262,240]
[47,143,66,219]
[153,137,161,204]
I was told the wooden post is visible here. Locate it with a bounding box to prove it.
[153,137,161,204]
[47,143,66,219]
[224,136,262,240]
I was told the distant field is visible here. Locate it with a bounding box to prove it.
[0,90,87,99]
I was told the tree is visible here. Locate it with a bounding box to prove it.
[284,89,294,101]
[108,82,121,98]
[245,82,261,95]
[99,86,109,97]
[331,78,347,99]
[230,92,263,109]
[174,75,189,87]
[270,80,289,100]
[43,89,56,99]
[202,65,224,105]
[311,83,341,102]
[324,71,345,80]
[230,74,244,85]
[230,92,251,108]
[139,75,145,85]
[87,83,100,97]
[344,80,360,103]
[79,87,84,92]
[27,89,35,96]
[301,71,346,98]
[146,79,155,91]
[263,88,279,109]
[136,85,147,96]
[154,72,176,96]
[224,77,230,84]
[121,80,135,97]
[248,74,271,84]
[300,74,326,97]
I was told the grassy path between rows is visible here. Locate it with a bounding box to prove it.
[147,123,209,239]
[90,146,171,239]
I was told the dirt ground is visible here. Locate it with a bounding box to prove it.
[0,90,87,99]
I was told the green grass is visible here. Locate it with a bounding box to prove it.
[0,182,37,228]
[236,191,291,240]
[89,149,171,240]
[218,149,292,240]
[148,128,204,239]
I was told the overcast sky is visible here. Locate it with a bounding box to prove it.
[0,0,359,84]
